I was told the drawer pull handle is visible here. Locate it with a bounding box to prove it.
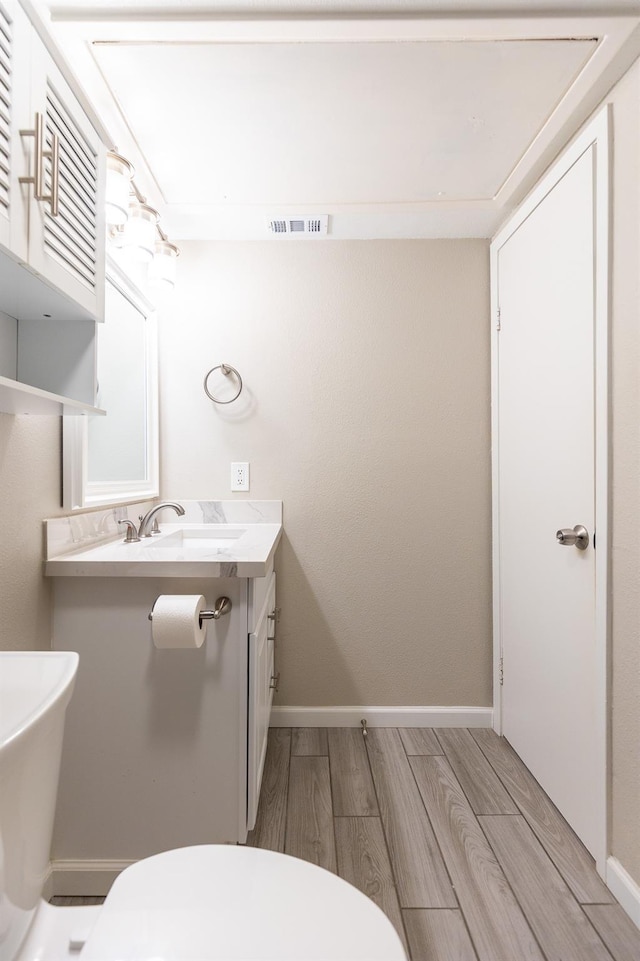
[19,113,60,216]
[20,112,45,198]
[269,671,280,692]
[267,607,280,641]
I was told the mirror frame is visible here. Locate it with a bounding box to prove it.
[62,257,159,511]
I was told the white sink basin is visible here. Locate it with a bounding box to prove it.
[147,527,247,555]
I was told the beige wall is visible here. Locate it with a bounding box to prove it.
[0,415,64,651]
[159,240,492,707]
[608,60,640,886]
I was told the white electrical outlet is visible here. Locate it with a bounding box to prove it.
[231,462,250,491]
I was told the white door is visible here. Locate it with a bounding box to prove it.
[493,116,608,863]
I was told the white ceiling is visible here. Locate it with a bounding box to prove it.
[43,2,640,239]
[92,39,596,205]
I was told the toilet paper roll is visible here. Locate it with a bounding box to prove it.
[151,594,207,649]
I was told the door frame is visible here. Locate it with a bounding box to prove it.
[490,106,610,874]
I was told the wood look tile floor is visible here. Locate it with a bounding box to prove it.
[52,727,640,961]
[247,727,640,961]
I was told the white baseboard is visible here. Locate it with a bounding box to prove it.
[270,706,493,728]
[42,869,54,902]
[606,857,640,930]
[49,860,134,897]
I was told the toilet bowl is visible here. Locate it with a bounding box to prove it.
[1,652,407,961]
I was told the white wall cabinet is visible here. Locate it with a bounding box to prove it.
[51,563,278,887]
[0,0,106,415]
[0,0,29,260]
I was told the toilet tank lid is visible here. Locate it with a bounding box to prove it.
[80,845,407,960]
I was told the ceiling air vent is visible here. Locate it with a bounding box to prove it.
[268,216,329,237]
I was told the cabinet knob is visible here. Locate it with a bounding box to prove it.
[267,607,280,641]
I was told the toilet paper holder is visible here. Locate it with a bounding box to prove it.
[148,596,232,626]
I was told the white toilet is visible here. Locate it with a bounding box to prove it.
[1,652,407,961]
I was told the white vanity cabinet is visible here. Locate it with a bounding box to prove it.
[51,563,279,884]
[247,569,277,830]
[0,0,106,415]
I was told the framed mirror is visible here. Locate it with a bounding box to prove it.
[63,257,159,511]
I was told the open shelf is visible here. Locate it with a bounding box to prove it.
[0,376,105,416]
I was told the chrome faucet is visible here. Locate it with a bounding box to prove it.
[138,501,185,538]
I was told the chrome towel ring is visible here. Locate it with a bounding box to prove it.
[203,364,243,404]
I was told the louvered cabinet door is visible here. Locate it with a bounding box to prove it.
[28,42,106,321]
[0,0,30,260]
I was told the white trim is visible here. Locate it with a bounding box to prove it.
[270,706,492,728]
[491,106,610,874]
[606,858,640,931]
[490,248,503,733]
[42,867,54,903]
[593,108,612,881]
[49,859,135,897]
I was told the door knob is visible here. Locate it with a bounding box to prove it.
[556,525,589,550]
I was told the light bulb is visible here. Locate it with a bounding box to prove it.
[105,152,134,226]
[149,240,180,290]
[120,201,159,263]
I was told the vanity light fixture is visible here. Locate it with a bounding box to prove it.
[120,199,160,262]
[149,235,180,290]
[105,151,134,226]
[106,149,180,286]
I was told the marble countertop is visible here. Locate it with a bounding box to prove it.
[45,501,282,579]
